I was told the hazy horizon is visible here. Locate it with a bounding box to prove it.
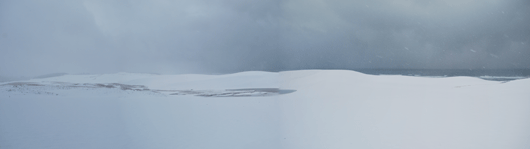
[2,68,530,82]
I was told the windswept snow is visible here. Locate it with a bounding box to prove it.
[1,70,529,149]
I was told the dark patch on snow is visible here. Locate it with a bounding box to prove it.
[6,82,44,86]
[164,88,296,97]
[1,82,295,97]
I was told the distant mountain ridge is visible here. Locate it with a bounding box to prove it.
[0,73,68,83]
[33,73,68,79]
[0,76,28,82]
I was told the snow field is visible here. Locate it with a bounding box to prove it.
[1,70,529,149]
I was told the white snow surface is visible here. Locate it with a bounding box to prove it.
[1,70,529,149]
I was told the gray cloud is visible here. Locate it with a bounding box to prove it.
[280,0,530,69]
[1,0,529,77]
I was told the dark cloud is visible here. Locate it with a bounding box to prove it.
[1,0,529,77]
[279,0,530,69]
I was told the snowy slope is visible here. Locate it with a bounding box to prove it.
[1,70,529,149]
[278,70,530,149]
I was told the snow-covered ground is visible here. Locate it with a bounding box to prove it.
[1,70,529,149]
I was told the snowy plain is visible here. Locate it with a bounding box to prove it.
[0,70,529,149]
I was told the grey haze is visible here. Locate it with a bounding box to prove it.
[1,0,529,77]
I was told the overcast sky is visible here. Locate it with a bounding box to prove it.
[1,0,529,77]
